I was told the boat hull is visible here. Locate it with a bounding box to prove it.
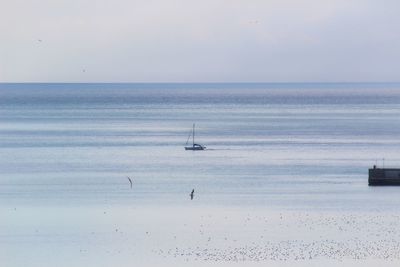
[185,147,205,151]
[185,144,205,151]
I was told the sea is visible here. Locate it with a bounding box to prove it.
[1,83,400,211]
[4,83,400,267]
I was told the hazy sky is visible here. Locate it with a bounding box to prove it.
[1,0,399,82]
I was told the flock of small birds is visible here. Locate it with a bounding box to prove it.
[153,213,400,262]
[165,239,400,262]
[16,207,400,262]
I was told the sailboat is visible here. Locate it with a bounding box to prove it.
[185,123,206,151]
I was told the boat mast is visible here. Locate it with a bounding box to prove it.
[193,123,195,146]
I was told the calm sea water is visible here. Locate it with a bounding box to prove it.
[2,83,400,211]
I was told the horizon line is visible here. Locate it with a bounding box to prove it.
[1,81,400,84]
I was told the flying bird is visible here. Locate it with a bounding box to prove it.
[249,20,260,24]
[190,189,194,200]
[126,176,133,189]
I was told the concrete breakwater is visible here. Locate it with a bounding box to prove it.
[369,166,400,185]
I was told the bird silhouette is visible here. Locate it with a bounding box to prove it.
[126,176,133,189]
[190,189,194,200]
[249,20,260,24]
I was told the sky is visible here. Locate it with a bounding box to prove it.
[0,0,399,82]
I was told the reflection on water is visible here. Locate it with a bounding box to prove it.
[1,83,400,210]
